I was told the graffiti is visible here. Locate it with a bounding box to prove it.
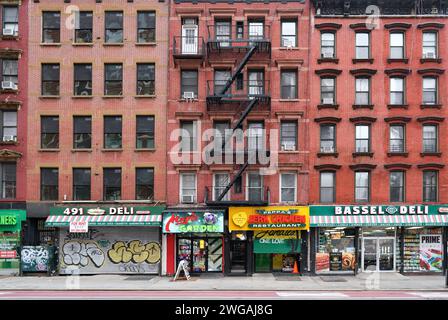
[119,263,147,273]
[62,241,105,268]
[21,246,49,272]
[107,240,161,265]
[65,229,99,241]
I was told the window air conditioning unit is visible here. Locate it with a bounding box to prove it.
[1,81,17,90]
[431,7,439,14]
[322,52,334,58]
[183,91,195,99]
[182,195,195,203]
[322,98,334,104]
[3,135,17,142]
[321,146,334,153]
[283,39,293,49]
[2,29,15,36]
[424,52,435,59]
[282,143,296,151]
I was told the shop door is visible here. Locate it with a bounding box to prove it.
[182,22,198,54]
[192,238,207,273]
[230,239,247,273]
[362,237,396,272]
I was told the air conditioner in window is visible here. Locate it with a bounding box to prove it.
[283,39,293,49]
[424,52,436,59]
[1,81,17,90]
[282,143,296,151]
[431,7,439,14]
[356,147,368,153]
[2,135,17,142]
[183,91,195,100]
[2,28,16,36]
[322,98,334,105]
[321,146,334,153]
[322,52,334,58]
[181,195,195,203]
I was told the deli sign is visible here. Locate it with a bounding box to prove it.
[52,206,156,216]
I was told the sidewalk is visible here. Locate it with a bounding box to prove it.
[0,273,447,291]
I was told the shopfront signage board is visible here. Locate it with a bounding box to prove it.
[229,206,310,231]
[51,206,164,216]
[253,230,301,254]
[163,211,224,233]
[312,205,448,216]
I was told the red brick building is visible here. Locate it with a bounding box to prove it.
[164,0,310,275]
[25,1,168,274]
[309,0,448,275]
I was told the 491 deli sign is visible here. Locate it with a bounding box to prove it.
[58,207,153,216]
[334,205,448,215]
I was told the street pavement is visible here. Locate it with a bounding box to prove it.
[0,272,447,292]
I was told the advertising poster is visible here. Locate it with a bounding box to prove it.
[419,234,443,271]
[329,252,342,271]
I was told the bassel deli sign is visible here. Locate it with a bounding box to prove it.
[229,206,310,231]
[333,205,448,215]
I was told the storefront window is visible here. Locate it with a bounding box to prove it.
[316,227,356,272]
[177,235,223,273]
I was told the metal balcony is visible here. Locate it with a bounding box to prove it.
[206,23,271,55]
[205,186,269,207]
[173,36,205,60]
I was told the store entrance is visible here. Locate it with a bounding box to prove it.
[362,237,395,272]
[229,232,248,274]
[177,236,223,273]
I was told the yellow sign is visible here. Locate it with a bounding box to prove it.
[229,206,310,231]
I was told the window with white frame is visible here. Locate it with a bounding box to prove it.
[355,171,370,203]
[2,6,18,36]
[422,77,437,105]
[321,32,335,58]
[1,111,17,142]
[180,172,196,204]
[355,32,369,59]
[390,32,405,59]
[280,172,296,203]
[355,77,370,105]
[422,32,437,58]
[2,59,18,86]
[247,172,263,201]
[180,120,197,152]
[248,122,264,151]
[390,77,405,105]
[213,173,230,201]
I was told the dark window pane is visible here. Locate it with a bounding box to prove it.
[0,163,16,199]
[181,70,198,97]
[41,168,58,200]
[42,12,60,43]
[105,12,123,43]
[136,116,155,149]
[42,64,60,95]
[105,64,122,95]
[41,116,59,149]
[74,64,92,96]
[137,64,155,95]
[74,116,92,149]
[73,168,91,200]
[104,116,122,149]
[104,168,121,200]
[136,168,154,200]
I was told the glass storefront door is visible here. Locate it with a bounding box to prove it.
[362,237,396,272]
[230,232,247,273]
[177,236,223,273]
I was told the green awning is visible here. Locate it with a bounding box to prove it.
[45,214,162,227]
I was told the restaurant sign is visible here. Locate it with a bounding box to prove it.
[163,211,224,233]
[229,206,310,231]
[253,230,301,254]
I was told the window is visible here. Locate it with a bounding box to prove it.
[104,64,123,96]
[281,70,298,99]
[280,121,297,151]
[0,163,15,199]
[248,122,264,151]
[389,125,405,153]
[321,32,335,58]
[422,77,437,105]
[320,172,335,203]
[213,69,231,95]
[73,116,92,149]
[41,64,60,96]
[355,125,370,153]
[355,171,369,203]
[41,168,58,201]
[105,11,123,43]
[390,32,405,59]
[137,11,155,43]
[248,20,264,41]
[422,32,437,58]
[213,173,230,201]
[422,125,438,153]
[0,111,17,142]
[41,116,59,149]
[236,21,244,39]
[281,19,297,47]
[355,32,369,59]
[74,64,92,96]
[2,59,18,85]
[181,70,198,98]
[213,121,230,152]
[180,120,197,152]
[423,170,438,202]
[355,77,370,105]
[103,168,121,200]
[321,78,335,104]
[104,116,122,149]
[136,63,155,95]
[180,172,196,203]
[280,172,296,203]
[248,70,264,97]
[215,20,231,47]
[74,11,93,43]
[136,168,154,200]
[390,171,405,202]
[247,172,263,201]
[73,168,91,201]
[2,6,18,35]
[42,11,60,43]
[390,77,405,105]
[320,124,335,153]
[136,116,154,149]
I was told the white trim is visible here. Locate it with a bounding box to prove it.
[279,172,297,203]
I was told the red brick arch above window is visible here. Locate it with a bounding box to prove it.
[349,69,377,76]
[417,69,445,76]
[384,23,412,31]
[385,68,411,76]
[349,23,371,32]
[384,163,412,170]
[384,117,412,123]
[314,164,342,171]
[315,69,342,76]
[349,117,377,123]
[315,23,342,31]
[417,23,445,30]
[314,117,341,123]
[417,163,445,169]
[417,116,445,123]
[349,164,377,170]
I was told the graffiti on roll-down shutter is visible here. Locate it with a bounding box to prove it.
[21,246,50,272]
[59,227,161,274]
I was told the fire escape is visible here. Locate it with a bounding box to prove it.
[205,22,271,206]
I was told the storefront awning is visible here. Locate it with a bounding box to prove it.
[45,214,162,227]
[310,214,448,227]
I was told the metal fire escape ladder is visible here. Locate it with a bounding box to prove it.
[216,162,249,202]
